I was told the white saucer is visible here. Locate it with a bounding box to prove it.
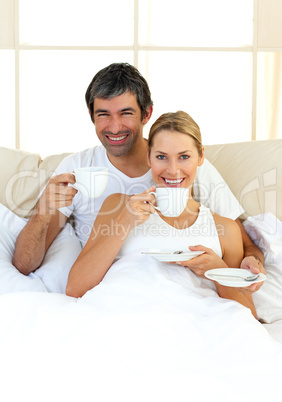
[205,268,266,287]
[141,250,204,262]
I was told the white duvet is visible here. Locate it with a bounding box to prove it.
[0,254,282,402]
[1,205,282,401]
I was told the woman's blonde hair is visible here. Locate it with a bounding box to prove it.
[148,111,203,156]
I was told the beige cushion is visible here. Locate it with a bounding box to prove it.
[0,147,69,217]
[205,139,282,221]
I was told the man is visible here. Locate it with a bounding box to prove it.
[13,63,265,292]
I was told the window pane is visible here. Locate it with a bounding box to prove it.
[0,50,15,148]
[139,0,253,47]
[0,0,14,47]
[139,51,252,144]
[20,51,133,157]
[20,0,134,46]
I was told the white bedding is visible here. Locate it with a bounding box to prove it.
[243,213,282,344]
[0,256,282,402]
[0,205,282,401]
[0,203,82,294]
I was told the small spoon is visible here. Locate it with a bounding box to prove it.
[208,273,259,282]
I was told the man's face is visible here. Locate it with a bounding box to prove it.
[93,92,146,157]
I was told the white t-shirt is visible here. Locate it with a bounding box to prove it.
[54,146,244,246]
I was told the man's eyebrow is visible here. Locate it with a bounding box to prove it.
[120,107,136,112]
[94,107,137,114]
[94,109,108,114]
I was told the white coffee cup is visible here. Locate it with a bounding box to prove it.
[71,167,108,198]
[150,187,189,217]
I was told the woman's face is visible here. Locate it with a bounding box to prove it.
[148,130,204,189]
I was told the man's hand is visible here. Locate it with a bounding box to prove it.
[240,255,266,293]
[37,173,78,215]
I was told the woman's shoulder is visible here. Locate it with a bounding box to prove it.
[100,193,130,214]
[211,211,240,236]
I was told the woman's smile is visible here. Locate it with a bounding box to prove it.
[161,177,185,187]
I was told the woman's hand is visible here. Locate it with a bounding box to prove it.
[175,245,227,278]
[116,186,157,228]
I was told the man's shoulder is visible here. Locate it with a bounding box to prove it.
[196,158,221,180]
[68,145,104,161]
[57,145,105,171]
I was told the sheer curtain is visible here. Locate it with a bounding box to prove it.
[257,53,282,141]
[266,53,282,139]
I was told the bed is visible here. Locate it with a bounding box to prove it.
[0,140,282,402]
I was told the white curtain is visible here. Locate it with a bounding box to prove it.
[258,53,282,140]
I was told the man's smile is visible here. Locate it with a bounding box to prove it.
[107,135,127,141]
[104,132,130,145]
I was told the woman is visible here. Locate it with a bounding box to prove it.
[66,111,256,318]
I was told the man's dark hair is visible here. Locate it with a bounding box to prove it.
[85,63,153,122]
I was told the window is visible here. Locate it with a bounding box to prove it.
[0,0,281,157]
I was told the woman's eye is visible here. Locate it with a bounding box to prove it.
[180,155,189,160]
[156,155,165,160]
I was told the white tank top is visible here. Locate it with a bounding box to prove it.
[117,204,222,259]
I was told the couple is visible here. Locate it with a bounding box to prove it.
[13,63,265,312]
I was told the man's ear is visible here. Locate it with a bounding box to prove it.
[89,109,95,124]
[198,146,205,166]
[142,105,153,125]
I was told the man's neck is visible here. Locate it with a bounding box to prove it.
[106,138,150,178]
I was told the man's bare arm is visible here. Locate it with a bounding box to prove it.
[12,209,67,275]
[236,219,265,267]
[235,218,266,293]
[12,173,77,275]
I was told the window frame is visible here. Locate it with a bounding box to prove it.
[1,0,281,151]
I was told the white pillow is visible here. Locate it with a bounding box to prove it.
[0,203,82,294]
[243,213,282,324]
[34,222,82,293]
[0,211,47,294]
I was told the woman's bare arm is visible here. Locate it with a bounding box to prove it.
[215,215,257,318]
[66,188,156,298]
